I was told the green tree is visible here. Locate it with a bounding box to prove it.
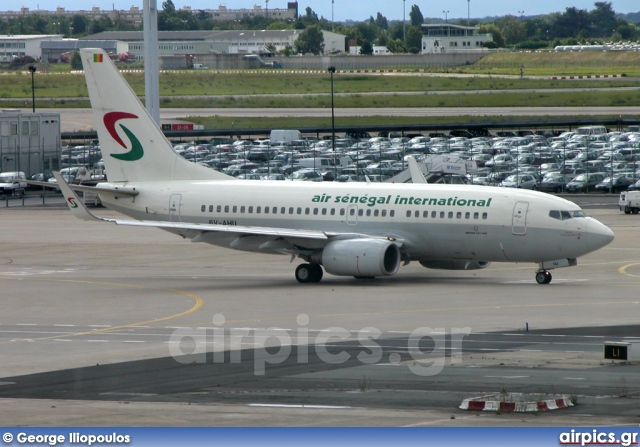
[386,38,407,53]
[499,15,526,45]
[588,2,616,37]
[405,26,422,53]
[70,50,82,69]
[294,25,325,54]
[162,0,175,14]
[409,5,424,27]
[359,41,373,55]
[375,12,388,30]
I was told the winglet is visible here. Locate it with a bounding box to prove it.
[407,156,427,184]
[53,171,106,222]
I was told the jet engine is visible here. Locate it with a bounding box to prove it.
[419,260,491,270]
[313,239,401,277]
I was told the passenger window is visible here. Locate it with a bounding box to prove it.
[225,205,229,212]
[233,206,237,213]
[265,207,269,214]
[321,208,327,215]
[390,210,395,217]
[432,211,436,218]
[209,205,213,212]
[305,208,310,215]
[366,209,371,217]
[358,209,363,216]
[350,208,355,216]
[406,210,411,217]
[240,206,245,213]
[457,212,462,219]
[440,211,445,218]
[256,206,261,214]
[465,212,470,219]
[415,211,420,218]
[382,210,387,217]
[340,208,345,216]
[331,209,336,216]
[374,210,379,217]
[248,206,253,213]
[482,212,488,220]
[297,207,302,215]
[423,211,428,218]
[201,205,206,212]
[448,212,453,219]
[217,205,222,212]
[473,212,479,219]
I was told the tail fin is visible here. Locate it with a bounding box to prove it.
[80,48,233,183]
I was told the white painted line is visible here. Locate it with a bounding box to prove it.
[54,324,76,327]
[248,404,351,409]
[564,377,586,380]
[541,334,566,337]
[87,340,109,343]
[53,339,72,342]
[124,341,146,343]
[89,325,111,328]
[16,324,37,326]
[484,375,530,379]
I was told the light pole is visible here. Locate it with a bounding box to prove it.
[331,0,334,32]
[28,65,36,113]
[265,0,269,20]
[328,66,336,171]
[467,0,470,24]
[443,10,449,24]
[403,0,406,43]
[69,25,73,37]
[518,10,524,19]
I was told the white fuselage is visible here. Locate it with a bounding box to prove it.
[98,180,612,264]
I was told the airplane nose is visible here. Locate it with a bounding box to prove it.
[585,218,615,252]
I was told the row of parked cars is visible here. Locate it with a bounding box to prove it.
[169,126,640,193]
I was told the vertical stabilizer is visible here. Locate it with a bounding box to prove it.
[80,48,233,183]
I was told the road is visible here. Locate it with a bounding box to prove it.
[58,107,640,133]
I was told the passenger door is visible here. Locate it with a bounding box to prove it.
[512,201,528,235]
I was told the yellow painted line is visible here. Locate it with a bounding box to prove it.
[0,277,203,345]
[618,261,640,278]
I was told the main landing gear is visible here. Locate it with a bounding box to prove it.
[295,263,323,283]
[535,270,552,284]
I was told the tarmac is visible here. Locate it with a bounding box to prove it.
[0,195,639,426]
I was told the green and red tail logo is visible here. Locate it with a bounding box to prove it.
[67,197,79,208]
[104,112,144,161]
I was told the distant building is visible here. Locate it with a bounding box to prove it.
[82,29,346,60]
[0,35,62,61]
[0,2,297,25]
[421,24,492,53]
[0,110,61,177]
[40,39,128,63]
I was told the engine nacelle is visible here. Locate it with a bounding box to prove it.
[317,239,401,277]
[419,260,491,270]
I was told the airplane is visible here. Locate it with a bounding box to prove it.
[49,48,615,284]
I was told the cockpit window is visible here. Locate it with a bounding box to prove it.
[549,210,586,220]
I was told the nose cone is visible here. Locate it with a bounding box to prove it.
[585,218,615,252]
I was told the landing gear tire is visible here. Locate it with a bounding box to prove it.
[633,208,639,215]
[295,263,323,283]
[625,207,631,214]
[535,270,552,284]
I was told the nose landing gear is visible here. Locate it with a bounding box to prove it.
[535,270,552,284]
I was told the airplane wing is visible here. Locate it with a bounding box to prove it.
[53,171,401,250]
[23,177,139,198]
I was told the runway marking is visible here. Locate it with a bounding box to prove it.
[618,261,640,279]
[484,375,530,379]
[564,377,586,380]
[0,278,204,345]
[247,404,352,409]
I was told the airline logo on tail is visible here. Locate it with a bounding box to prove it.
[67,197,79,208]
[104,112,144,161]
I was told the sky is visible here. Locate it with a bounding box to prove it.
[5,0,639,22]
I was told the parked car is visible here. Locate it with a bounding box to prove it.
[565,173,605,193]
[539,173,568,193]
[290,169,323,182]
[0,171,27,197]
[594,175,635,193]
[500,174,537,189]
